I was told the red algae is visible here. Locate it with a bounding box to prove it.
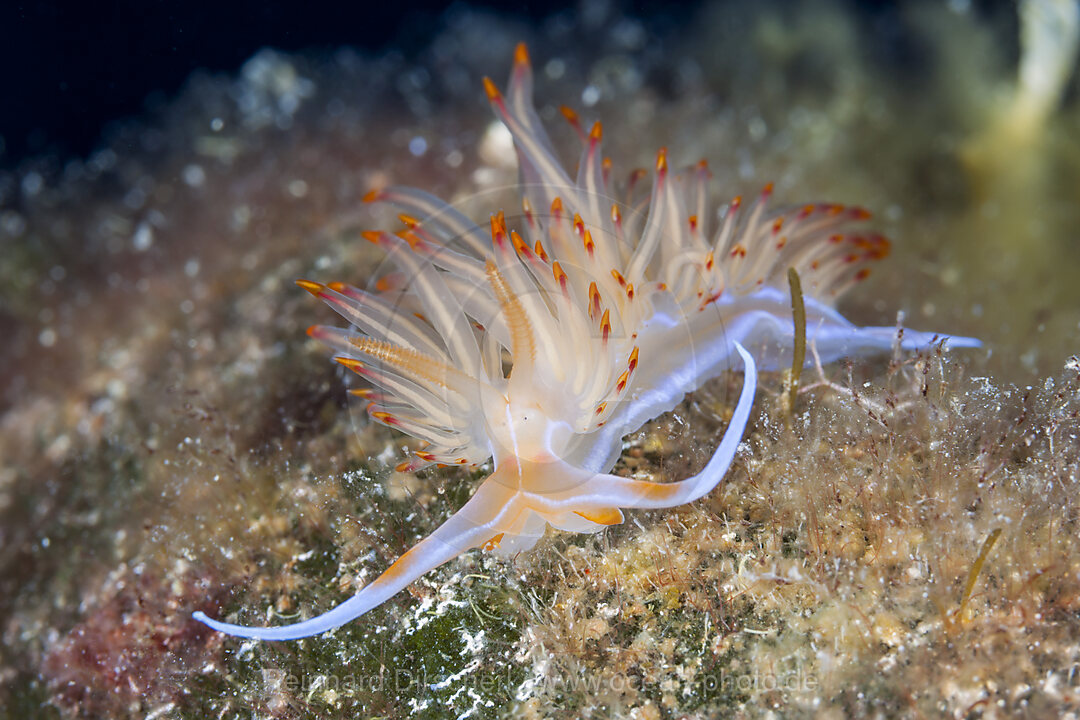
[43,568,227,717]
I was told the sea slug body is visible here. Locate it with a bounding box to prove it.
[194,44,979,640]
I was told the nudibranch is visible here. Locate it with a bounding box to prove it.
[195,44,978,640]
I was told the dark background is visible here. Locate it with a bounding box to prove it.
[0,1,1010,170]
[0,0,590,169]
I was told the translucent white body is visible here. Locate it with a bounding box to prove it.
[194,45,978,640]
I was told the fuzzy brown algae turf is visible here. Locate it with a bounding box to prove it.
[2,2,1079,718]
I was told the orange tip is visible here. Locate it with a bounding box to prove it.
[396,229,422,248]
[334,355,362,367]
[295,279,323,295]
[582,229,595,255]
[552,261,569,292]
[656,147,668,174]
[489,214,506,242]
[510,229,530,256]
[482,76,501,101]
[361,230,382,244]
[514,42,530,67]
[336,358,371,377]
[362,189,380,203]
[589,121,602,142]
[574,507,624,526]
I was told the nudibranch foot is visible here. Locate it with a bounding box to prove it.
[192,345,751,643]
[194,344,756,640]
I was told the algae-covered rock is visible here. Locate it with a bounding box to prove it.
[2,2,1078,718]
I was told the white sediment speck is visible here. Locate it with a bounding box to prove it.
[132,222,153,251]
[182,164,206,187]
[21,172,43,197]
[544,58,565,79]
[409,136,428,156]
[478,121,515,169]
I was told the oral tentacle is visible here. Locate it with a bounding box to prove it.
[530,342,757,513]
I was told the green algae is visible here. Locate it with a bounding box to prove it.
[173,456,528,719]
[782,267,807,422]
[189,552,526,719]
[2,679,61,720]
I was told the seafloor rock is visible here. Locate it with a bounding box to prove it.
[2,2,1079,718]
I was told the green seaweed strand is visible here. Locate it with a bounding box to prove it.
[959,527,1002,623]
[783,267,807,423]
